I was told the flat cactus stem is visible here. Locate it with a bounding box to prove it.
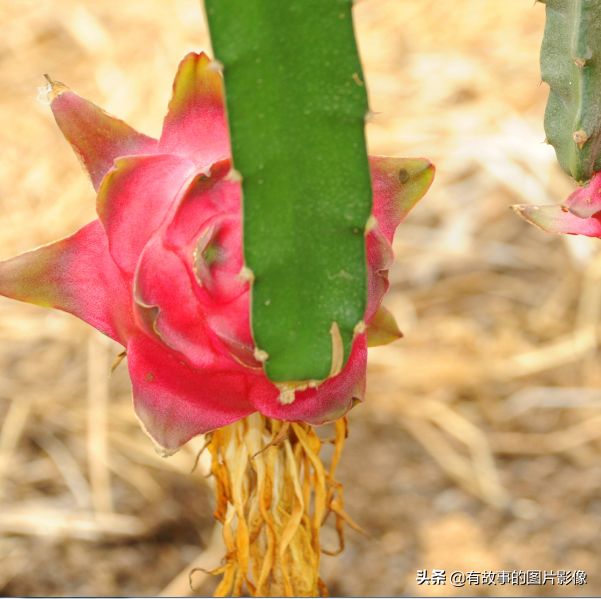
[541,0,601,183]
[204,0,372,383]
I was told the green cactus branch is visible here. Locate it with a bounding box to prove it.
[204,0,372,384]
[541,0,601,184]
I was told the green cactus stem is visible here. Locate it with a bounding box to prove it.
[541,0,601,184]
[204,0,372,384]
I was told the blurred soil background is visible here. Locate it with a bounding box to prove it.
[0,0,600,596]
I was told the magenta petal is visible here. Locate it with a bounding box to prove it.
[134,238,218,366]
[133,160,254,370]
[128,333,256,452]
[97,154,197,276]
[249,335,367,425]
[134,234,247,370]
[366,225,394,323]
[205,292,260,369]
[163,161,238,248]
[566,175,601,218]
[159,52,230,167]
[48,81,158,191]
[370,156,435,243]
[163,162,246,305]
[513,203,601,237]
[0,220,133,344]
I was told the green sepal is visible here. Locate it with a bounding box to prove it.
[366,305,402,347]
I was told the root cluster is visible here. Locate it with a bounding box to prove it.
[195,413,360,597]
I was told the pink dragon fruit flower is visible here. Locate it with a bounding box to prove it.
[513,172,601,238]
[0,53,433,455]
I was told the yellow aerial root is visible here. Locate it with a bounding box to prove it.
[192,413,365,597]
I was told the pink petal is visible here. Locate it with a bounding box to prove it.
[366,225,394,323]
[97,154,197,276]
[512,203,601,237]
[249,334,367,425]
[205,292,261,369]
[134,237,230,369]
[162,162,245,305]
[566,174,601,218]
[128,333,255,452]
[370,156,435,242]
[133,160,255,371]
[134,236,253,371]
[159,52,230,167]
[0,220,133,344]
[47,78,158,191]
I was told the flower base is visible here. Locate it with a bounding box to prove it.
[196,413,359,597]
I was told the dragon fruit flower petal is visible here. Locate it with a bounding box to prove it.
[366,156,434,329]
[0,52,432,453]
[45,77,158,191]
[132,159,253,372]
[128,333,255,453]
[366,225,394,324]
[134,234,244,371]
[512,203,601,237]
[370,156,435,243]
[564,174,601,219]
[0,220,134,344]
[97,154,197,276]
[159,52,230,167]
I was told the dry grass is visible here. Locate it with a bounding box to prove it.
[1,0,601,596]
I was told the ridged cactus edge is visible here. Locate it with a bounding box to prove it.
[204,0,373,385]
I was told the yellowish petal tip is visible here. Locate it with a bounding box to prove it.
[38,74,69,105]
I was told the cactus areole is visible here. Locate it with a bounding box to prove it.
[0,53,434,455]
[205,0,374,384]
